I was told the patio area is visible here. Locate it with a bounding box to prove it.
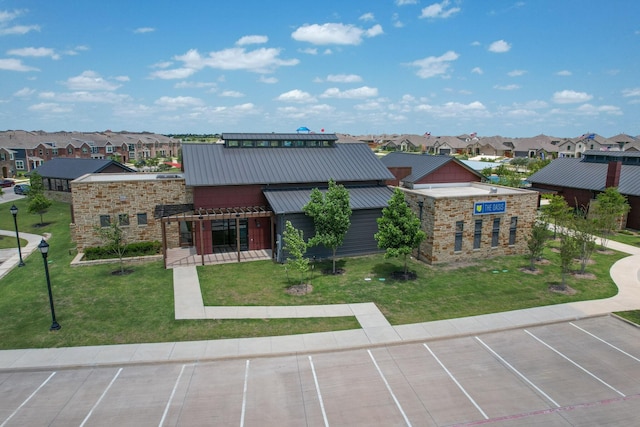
[165,246,273,268]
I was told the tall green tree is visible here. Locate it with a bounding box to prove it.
[303,179,352,274]
[375,188,426,276]
[526,220,549,271]
[590,187,630,248]
[27,171,52,225]
[282,220,309,285]
[542,195,572,238]
[573,207,598,274]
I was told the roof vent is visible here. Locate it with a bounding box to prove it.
[490,187,498,193]
[157,174,181,179]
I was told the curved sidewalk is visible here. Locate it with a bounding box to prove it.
[0,229,46,280]
[1,237,639,371]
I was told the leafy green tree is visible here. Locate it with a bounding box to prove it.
[557,230,579,291]
[95,220,128,274]
[590,187,631,248]
[375,188,426,276]
[27,171,52,225]
[510,157,529,173]
[303,179,352,274]
[526,220,549,271]
[542,195,572,238]
[282,221,309,285]
[572,207,598,274]
[528,158,551,174]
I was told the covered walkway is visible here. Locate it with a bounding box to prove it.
[165,246,272,268]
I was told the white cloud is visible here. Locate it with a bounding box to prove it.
[134,27,155,34]
[494,84,520,91]
[488,40,511,53]
[320,86,378,99]
[576,104,622,115]
[13,87,35,97]
[507,69,526,77]
[299,47,318,55]
[396,0,418,5]
[150,67,197,80]
[236,35,268,45]
[291,23,383,45]
[219,90,244,98]
[408,50,459,78]
[622,87,640,97]
[326,74,363,83]
[359,13,375,22]
[354,101,383,111]
[155,96,204,109]
[28,102,72,113]
[552,90,593,104]
[175,81,217,89]
[0,24,40,35]
[415,100,489,118]
[420,1,461,19]
[259,75,278,84]
[170,47,299,74]
[114,75,130,82]
[392,13,404,28]
[64,71,121,91]
[0,58,39,71]
[276,89,317,103]
[471,67,483,74]
[556,70,572,76]
[7,47,60,60]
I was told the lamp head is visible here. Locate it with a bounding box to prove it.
[38,239,50,255]
[10,204,18,216]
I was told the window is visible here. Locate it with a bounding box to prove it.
[473,219,482,249]
[509,217,518,246]
[241,140,254,147]
[68,147,73,154]
[128,144,135,152]
[106,145,113,153]
[15,160,25,170]
[255,141,269,148]
[492,218,501,247]
[52,148,58,155]
[82,147,88,153]
[39,149,43,156]
[0,153,4,161]
[118,213,130,226]
[454,221,464,252]
[137,213,147,226]
[91,146,99,154]
[100,215,111,227]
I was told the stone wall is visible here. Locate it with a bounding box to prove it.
[70,175,192,251]
[401,187,538,264]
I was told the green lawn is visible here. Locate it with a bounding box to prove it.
[0,198,632,350]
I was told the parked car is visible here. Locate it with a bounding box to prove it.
[0,179,15,188]
[14,184,30,195]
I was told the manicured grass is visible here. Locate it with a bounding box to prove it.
[608,230,640,247]
[0,198,630,350]
[0,234,28,249]
[615,311,640,326]
[199,247,625,325]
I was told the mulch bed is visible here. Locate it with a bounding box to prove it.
[286,283,313,295]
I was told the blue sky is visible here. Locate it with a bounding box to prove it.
[1,0,639,137]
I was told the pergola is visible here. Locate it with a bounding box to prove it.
[160,206,274,267]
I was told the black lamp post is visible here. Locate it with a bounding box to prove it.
[9,204,25,267]
[38,239,61,331]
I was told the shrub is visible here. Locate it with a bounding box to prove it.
[84,241,161,260]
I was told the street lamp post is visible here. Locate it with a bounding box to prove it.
[9,204,25,267]
[38,239,61,331]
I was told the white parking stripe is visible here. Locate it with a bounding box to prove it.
[240,360,250,427]
[524,330,626,397]
[0,372,56,427]
[423,344,489,420]
[308,356,330,427]
[475,337,560,408]
[159,364,189,427]
[79,367,123,427]
[367,350,413,427]
[570,322,640,363]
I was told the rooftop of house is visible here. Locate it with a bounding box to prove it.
[408,182,537,199]
[72,173,183,183]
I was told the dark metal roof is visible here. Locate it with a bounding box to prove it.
[182,142,394,186]
[222,133,338,141]
[528,158,640,196]
[30,158,134,180]
[264,186,394,214]
[379,152,483,183]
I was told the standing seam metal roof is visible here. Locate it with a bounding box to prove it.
[182,143,394,186]
[264,186,394,214]
[30,158,134,180]
[379,152,483,183]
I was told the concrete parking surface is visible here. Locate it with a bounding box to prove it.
[2,316,639,426]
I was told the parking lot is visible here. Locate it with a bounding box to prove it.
[2,316,640,426]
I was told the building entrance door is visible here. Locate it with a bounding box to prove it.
[211,219,248,251]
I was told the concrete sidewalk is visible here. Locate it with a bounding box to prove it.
[1,235,639,371]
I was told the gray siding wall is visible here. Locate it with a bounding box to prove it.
[276,209,383,262]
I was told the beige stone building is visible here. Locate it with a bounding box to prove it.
[70,173,192,251]
[400,183,538,264]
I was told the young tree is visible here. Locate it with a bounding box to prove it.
[573,207,598,274]
[27,171,52,225]
[541,194,572,238]
[557,230,579,291]
[96,220,128,274]
[282,220,309,285]
[590,187,631,249]
[303,179,352,274]
[375,188,426,276]
[526,220,549,271]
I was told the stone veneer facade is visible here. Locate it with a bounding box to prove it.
[400,184,539,264]
[70,174,192,251]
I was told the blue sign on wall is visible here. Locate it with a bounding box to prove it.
[474,200,506,215]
